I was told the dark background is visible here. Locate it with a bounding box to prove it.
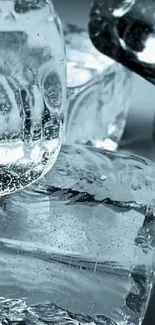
[53,1,155,324]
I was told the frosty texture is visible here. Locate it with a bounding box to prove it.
[0,144,155,325]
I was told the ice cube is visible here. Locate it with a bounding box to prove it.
[88,0,155,84]
[0,144,155,325]
[0,0,66,196]
[64,24,131,150]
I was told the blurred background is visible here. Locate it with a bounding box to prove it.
[53,1,155,324]
[54,0,155,160]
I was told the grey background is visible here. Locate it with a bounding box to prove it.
[53,1,155,324]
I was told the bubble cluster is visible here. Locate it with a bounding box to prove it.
[0,0,66,195]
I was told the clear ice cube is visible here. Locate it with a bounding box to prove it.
[0,144,155,325]
[64,24,131,151]
[0,0,66,196]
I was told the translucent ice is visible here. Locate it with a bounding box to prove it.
[64,24,131,150]
[0,0,66,196]
[0,145,155,325]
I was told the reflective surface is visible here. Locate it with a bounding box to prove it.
[64,23,131,150]
[0,0,66,196]
[89,0,155,85]
[0,144,155,325]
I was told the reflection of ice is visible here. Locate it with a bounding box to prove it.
[112,0,136,17]
[0,75,22,135]
[137,36,155,64]
[67,62,92,87]
[0,142,24,164]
